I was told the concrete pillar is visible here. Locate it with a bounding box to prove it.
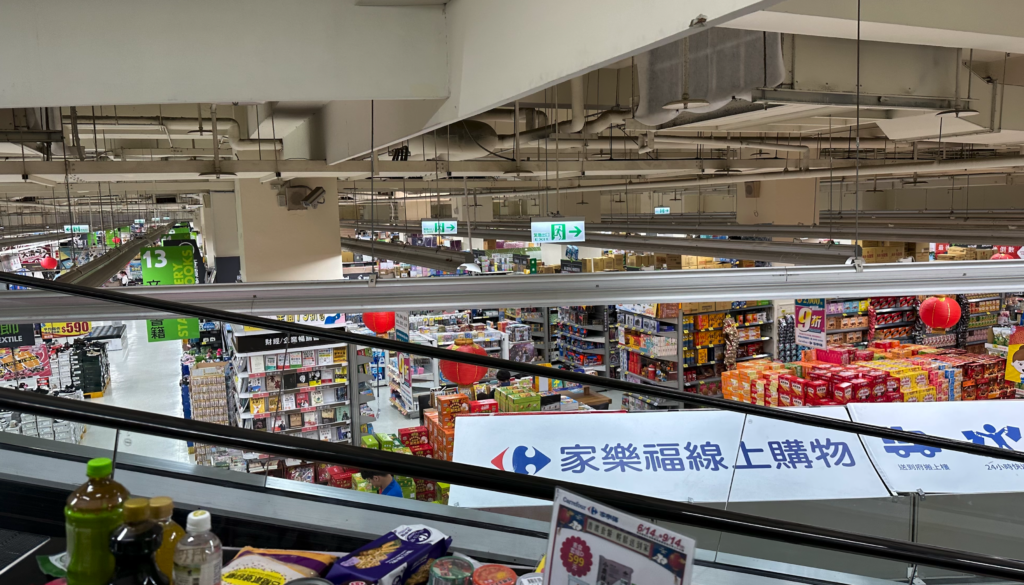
[199,191,243,283]
[235,178,342,282]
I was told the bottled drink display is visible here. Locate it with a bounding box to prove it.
[149,497,184,581]
[173,510,222,585]
[65,457,130,585]
[108,498,169,585]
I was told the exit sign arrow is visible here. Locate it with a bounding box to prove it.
[570,225,582,237]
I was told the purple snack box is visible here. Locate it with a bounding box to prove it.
[326,525,452,585]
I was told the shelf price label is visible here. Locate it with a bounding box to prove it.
[795,298,826,349]
[140,246,196,286]
[421,219,458,235]
[531,218,585,243]
[41,321,91,338]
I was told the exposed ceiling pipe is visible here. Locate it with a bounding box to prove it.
[475,155,1024,199]
[469,108,549,128]
[339,237,474,272]
[64,116,281,155]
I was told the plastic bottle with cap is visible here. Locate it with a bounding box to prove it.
[65,457,131,585]
[109,497,168,584]
[148,497,184,581]
[172,510,222,585]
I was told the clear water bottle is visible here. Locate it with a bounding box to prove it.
[172,510,222,585]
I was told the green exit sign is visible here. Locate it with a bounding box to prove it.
[531,218,585,243]
[421,219,458,235]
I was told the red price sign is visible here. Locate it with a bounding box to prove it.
[41,321,91,338]
[559,535,592,578]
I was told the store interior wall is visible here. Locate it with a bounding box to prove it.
[235,178,343,282]
[737,179,819,225]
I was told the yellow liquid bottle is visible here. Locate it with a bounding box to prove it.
[147,497,184,581]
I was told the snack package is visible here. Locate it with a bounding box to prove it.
[226,547,336,580]
[325,525,452,585]
[222,554,307,585]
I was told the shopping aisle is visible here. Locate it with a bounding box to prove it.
[81,320,191,463]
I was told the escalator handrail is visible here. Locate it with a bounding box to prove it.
[3,388,1024,582]
[0,271,1021,465]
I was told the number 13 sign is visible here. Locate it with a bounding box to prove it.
[140,247,196,286]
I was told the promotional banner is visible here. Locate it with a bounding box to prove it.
[849,401,1024,495]
[728,407,888,502]
[451,410,746,507]
[241,313,345,333]
[146,318,200,342]
[544,489,695,585]
[0,345,51,380]
[41,321,92,338]
[0,324,35,348]
[395,312,410,343]
[794,298,826,349]
[140,246,196,285]
[451,408,890,507]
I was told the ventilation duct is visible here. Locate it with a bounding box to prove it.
[635,28,785,126]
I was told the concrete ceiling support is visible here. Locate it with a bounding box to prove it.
[0,1,448,108]
[234,178,342,283]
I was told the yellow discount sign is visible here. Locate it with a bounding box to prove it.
[41,321,92,337]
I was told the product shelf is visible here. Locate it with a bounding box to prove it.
[271,419,351,434]
[621,346,678,362]
[616,307,679,323]
[736,321,772,329]
[827,326,869,334]
[968,325,996,331]
[625,372,678,389]
[875,306,916,314]
[562,332,606,343]
[968,296,1003,302]
[239,400,350,420]
[736,353,772,362]
[875,321,914,329]
[235,380,348,398]
[738,337,771,345]
[684,376,721,387]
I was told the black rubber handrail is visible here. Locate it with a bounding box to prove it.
[2,389,1024,581]
[0,271,1020,464]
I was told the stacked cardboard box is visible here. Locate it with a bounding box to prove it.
[423,410,455,461]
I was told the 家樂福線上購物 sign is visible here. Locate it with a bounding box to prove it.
[421,219,458,235]
[531,218,585,243]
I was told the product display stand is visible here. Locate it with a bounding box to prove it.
[557,306,617,376]
[346,342,379,446]
[387,332,440,418]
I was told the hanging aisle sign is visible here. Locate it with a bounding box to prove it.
[63,224,90,233]
[140,246,195,285]
[146,318,199,342]
[794,298,826,349]
[544,488,696,585]
[531,217,585,243]
[654,207,671,215]
[0,324,35,348]
[420,219,458,235]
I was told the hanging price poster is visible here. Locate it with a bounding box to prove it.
[0,345,52,380]
[146,318,200,342]
[543,488,695,585]
[41,321,92,338]
[795,298,826,349]
[140,246,196,285]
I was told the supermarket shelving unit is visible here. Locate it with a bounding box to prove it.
[557,306,618,377]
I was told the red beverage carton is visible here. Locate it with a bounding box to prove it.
[468,399,499,413]
[398,426,430,446]
[832,382,854,404]
[805,379,829,402]
[850,378,871,402]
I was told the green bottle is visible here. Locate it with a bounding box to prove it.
[65,458,130,585]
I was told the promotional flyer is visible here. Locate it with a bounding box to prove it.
[544,488,695,585]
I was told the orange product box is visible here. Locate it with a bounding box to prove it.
[469,399,499,413]
[778,384,792,407]
[765,384,779,407]
[398,426,430,446]
[410,443,434,458]
[436,393,469,428]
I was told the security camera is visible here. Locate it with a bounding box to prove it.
[302,186,326,209]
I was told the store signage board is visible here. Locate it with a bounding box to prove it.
[170,226,191,235]
[561,260,583,273]
[62,224,90,233]
[727,406,889,502]
[654,206,671,215]
[395,312,410,343]
[531,217,585,243]
[41,322,92,338]
[146,318,200,342]
[421,220,458,235]
[794,298,826,350]
[849,401,1024,495]
[450,410,746,507]
[0,345,51,380]
[544,488,695,585]
[162,217,171,220]
[134,219,145,224]
[240,313,345,333]
[140,246,196,285]
[0,324,35,348]
[233,331,330,354]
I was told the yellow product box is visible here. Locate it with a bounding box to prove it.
[900,388,921,403]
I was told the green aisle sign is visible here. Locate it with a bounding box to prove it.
[421,219,458,235]
[530,218,586,243]
[170,226,190,235]
[140,246,196,285]
[87,233,98,246]
[146,318,199,342]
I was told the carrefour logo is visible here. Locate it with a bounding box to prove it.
[491,446,551,475]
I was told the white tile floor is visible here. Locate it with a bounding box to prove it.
[80,320,191,464]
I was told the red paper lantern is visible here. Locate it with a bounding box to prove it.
[991,253,1015,260]
[39,256,58,270]
[362,311,395,334]
[440,338,488,386]
[920,296,961,329]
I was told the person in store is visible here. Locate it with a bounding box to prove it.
[360,469,403,498]
[119,271,130,286]
[496,369,512,387]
